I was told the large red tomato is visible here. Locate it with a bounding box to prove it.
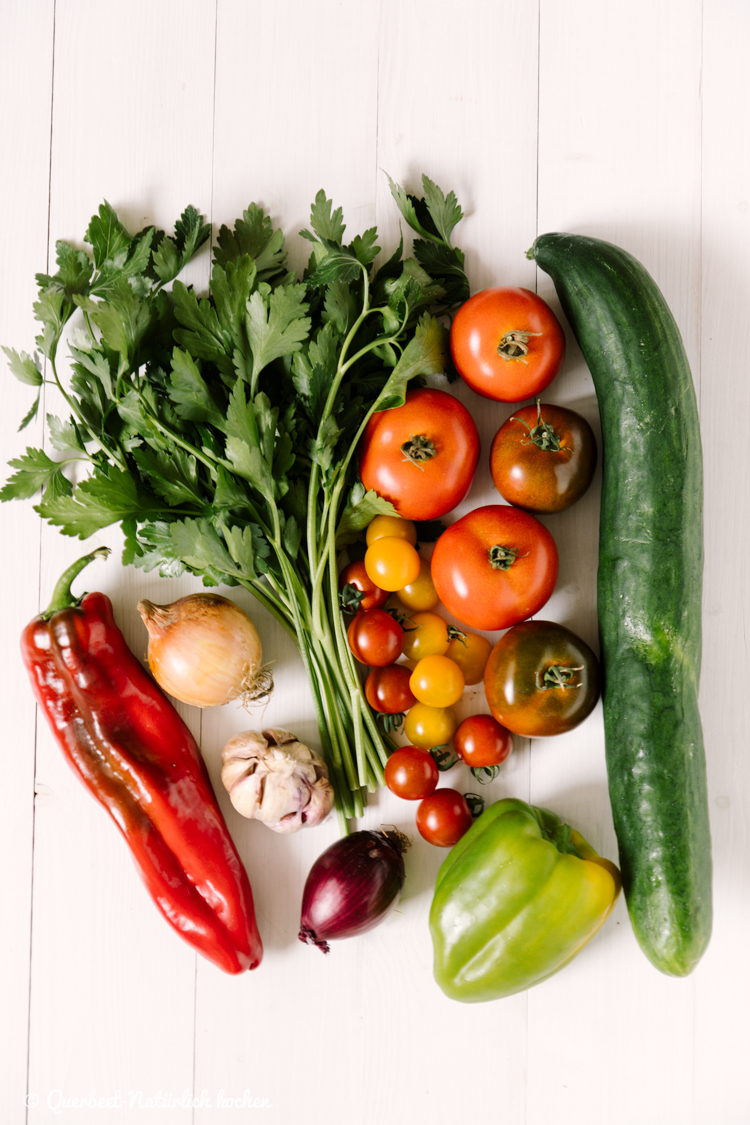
[450,287,565,402]
[430,505,558,631]
[358,387,480,520]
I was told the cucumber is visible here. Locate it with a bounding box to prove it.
[528,232,712,976]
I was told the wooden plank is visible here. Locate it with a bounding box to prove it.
[532,1,703,1122]
[0,4,55,1121]
[23,2,217,1119]
[192,2,382,1118]
[364,3,540,1122]
[695,2,750,1122]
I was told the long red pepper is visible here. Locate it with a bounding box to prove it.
[21,548,263,974]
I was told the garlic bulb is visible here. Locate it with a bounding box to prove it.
[221,729,334,833]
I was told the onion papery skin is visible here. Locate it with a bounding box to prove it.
[137,593,264,709]
[299,829,408,953]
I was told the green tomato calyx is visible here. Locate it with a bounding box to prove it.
[511,399,562,451]
[401,433,437,470]
[488,544,525,570]
[497,329,542,364]
[540,664,584,690]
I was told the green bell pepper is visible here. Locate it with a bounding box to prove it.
[430,797,621,1002]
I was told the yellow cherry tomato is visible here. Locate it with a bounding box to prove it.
[397,557,440,612]
[403,702,458,750]
[409,654,465,707]
[366,514,418,546]
[401,611,450,661]
[445,631,493,685]
[364,537,422,592]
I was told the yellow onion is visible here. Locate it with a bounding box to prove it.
[137,593,271,708]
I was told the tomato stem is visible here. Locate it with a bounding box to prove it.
[377,712,406,735]
[400,433,437,470]
[511,399,562,451]
[488,544,525,570]
[539,664,584,690]
[463,792,485,818]
[429,744,459,772]
[497,329,542,364]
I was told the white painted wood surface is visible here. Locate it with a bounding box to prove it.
[1,1,748,1122]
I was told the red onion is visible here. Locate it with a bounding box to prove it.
[298,828,410,953]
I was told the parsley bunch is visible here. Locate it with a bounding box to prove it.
[3,175,468,824]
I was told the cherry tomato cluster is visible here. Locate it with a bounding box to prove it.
[341,513,515,847]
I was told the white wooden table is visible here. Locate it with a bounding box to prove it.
[2,2,748,1122]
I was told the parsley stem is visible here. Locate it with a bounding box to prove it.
[323,481,390,781]
[48,356,128,473]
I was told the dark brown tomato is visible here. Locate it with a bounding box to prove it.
[490,402,597,513]
[484,619,600,737]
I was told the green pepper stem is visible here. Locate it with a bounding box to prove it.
[540,820,583,859]
[42,547,111,618]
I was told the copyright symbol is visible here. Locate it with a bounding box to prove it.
[24,1094,39,1107]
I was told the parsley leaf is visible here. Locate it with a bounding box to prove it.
[336,482,398,547]
[36,240,93,298]
[213,204,287,283]
[0,448,69,501]
[170,517,235,581]
[85,201,132,270]
[168,348,226,430]
[172,280,231,369]
[373,314,450,411]
[224,381,271,494]
[223,521,270,579]
[131,446,202,506]
[132,520,187,577]
[350,228,380,267]
[302,190,346,244]
[18,396,41,432]
[3,346,43,386]
[36,466,157,538]
[47,415,86,454]
[245,284,310,389]
[420,175,464,245]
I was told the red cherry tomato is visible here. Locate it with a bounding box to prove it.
[358,387,480,520]
[490,401,597,513]
[364,664,416,714]
[454,714,513,768]
[338,559,389,614]
[450,287,565,402]
[416,789,474,847]
[384,746,439,800]
[430,504,559,631]
[347,609,403,667]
